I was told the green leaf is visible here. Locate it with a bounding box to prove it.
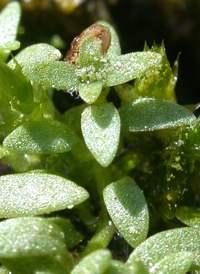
[0,2,21,47]
[149,252,193,274]
[126,227,200,271]
[103,177,149,248]
[8,43,62,69]
[104,52,162,87]
[104,260,132,274]
[47,217,83,247]
[0,62,33,104]
[96,20,121,58]
[81,103,120,167]
[0,40,20,50]
[0,217,74,274]
[81,221,115,258]
[176,206,200,227]
[0,266,10,274]
[119,98,196,132]
[79,81,103,104]
[3,119,79,154]
[21,60,78,90]
[0,171,89,218]
[71,249,112,274]
[79,37,102,69]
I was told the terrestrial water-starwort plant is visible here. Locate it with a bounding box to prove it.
[0,2,200,274]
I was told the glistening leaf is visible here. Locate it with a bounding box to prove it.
[81,103,120,167]
[21,61,78,90]
[103,177,149,248]
[71,249,112,274]
[120,98,196,132]
[3,119,78,154]
[8,43,62,69]
[0,217,74,274]
[0,2,21,47]
[79,81,103,104]
[126,227,200,272]
[0,171,89,218]
[149,252,193,274]
[104,52,162,87]
[97,20,121,58]
[175,206,200,227]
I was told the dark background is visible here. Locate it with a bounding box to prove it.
[1,0,200,106]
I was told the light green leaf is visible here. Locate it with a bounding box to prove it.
[3,119,78,154]
[79,81,103,104]
[176,206,200,227]
[0,40,20,50]
[79,37,102,69]
[149,252,193,274]
[0,217,74,274]
[0,266,10,274]
[104,52,162,87]
[126,227,200,271]
[81,221,115,258]
[0,171,89,218]
[47,217,83,247]
[96,20,121,58]
[104,260,132,274]
[71,249,112,274]
[0,2,21,47]
[81,103,120,167]
[120,98,196,132]
[103,177,149,248]
[8,43,62,69]
[21,60,78,90]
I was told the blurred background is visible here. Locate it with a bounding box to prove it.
[1,0,200,106]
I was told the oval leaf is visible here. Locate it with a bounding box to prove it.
[176,206,200,227]
[81,103,120,167]
[0,2,21,46]
[71,249,112,274]
[0,217,74,274]
[120,98,196,132]
[0,171,89,218]
[126,227,200,271]
[79,81,103,104]
[22,61,78,91]
[103,177,149,248]
[96,20,121,58]
[149,252,193,274]
[47,217,83,247]
[3,119,78,154]
[8,43,62,69]
[104,52,162,87]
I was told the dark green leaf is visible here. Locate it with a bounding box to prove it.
[47,217,83,247]
[119,98,196,132]
[0,62,33,104]
[103,177,149,248]
[176,206,200,227]
[0,171,89,217]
